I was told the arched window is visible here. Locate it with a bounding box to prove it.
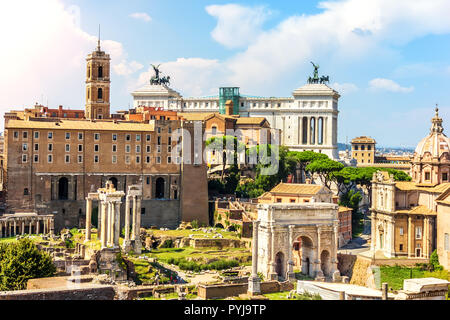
[58,177,69,200]
[211,126,217,135]
[302,117,308,144]
[155,177,165,199]
[109,177,118,189]
[318,117,324,145]
[98,66,103,78]
[310,117,316,145]
[97,88,103,100]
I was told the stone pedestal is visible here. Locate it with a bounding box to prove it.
[247,275,261,296]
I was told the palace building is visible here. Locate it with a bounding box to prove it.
[131,71,341,159]
[370,108,450,264]
[2,42,209,232]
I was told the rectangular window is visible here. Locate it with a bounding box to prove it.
[141,207,146,215]
[276,198,282,203]
[156,156,161,164]
[78,144,83,152]
[13,131,19,139]
[48,154,53,163]
[94,155,99,163]
[146,177,150,184]
[22,154,27,163]
[425,172,431,180]
[65,155,70,163]
[48,143,53,152]
[168,145,172,153]
[399,244,404,251]
[33,154,39,163]
[65,132,70,140]
[34,132,39,139]
[416,226,422,239]
[146,134,151,142]
[290,199,296,203]
[112,144,117,152]
[157,127,161,134]
[168,137,172,145]
[94,133,100,141]
[78,155,83,163]
[136,156,141,164]
[22,143,28,151]
[157,145,161,153]
[78,132,83,140]
[112,155,117,164]
[157,136,161,145]
[168,127,172,134]
[126,134,131,141]
[94,144,99,152]
[167,156,171,164]
[112,133,117,141]
[65,144,70,152]
[146,156,151,163]
[125,145,130,153]
[443,173,448,181]
[136,134,141,142]
[23,131,28,139]
[146,145,151,153]
[136,145,141,153]
[399,227,404,236]
[125,155,130,164]
[34,143,39,151]
[48,132,53,139]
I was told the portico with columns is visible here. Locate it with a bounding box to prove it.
[0,212,54,238]
[253,203,340,282]
[84,181,142,253]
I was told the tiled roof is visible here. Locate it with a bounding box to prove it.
[269,183,323,195]
[396,205,436,216]
[5,119,155,132]
[235,117,267,125]
[339,206,353,212]
[395,182,450,193]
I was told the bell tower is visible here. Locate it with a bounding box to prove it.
[85,30,111,119]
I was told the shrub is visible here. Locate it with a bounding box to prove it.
[160,239,173,248]
[0,239,56,291]
[191,220,199,229]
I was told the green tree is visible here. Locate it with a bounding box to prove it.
[305,158,344,189]
[0,239,56,291]
[206,135,245,182]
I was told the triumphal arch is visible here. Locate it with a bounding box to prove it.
[254,203,340,281]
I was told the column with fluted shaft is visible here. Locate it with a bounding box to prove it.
[122,196,132,252]
[85,198,92,242]
[100,201,108,249]
[248,220,261,295]
[286,225,295,281]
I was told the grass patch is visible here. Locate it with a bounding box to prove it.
[380,265,450,290]
[150,228,241,240]
[263,291,322,300]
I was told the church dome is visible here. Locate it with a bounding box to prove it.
[414,107,450,159]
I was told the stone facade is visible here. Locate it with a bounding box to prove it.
[131,81,340,159]
[254,203,340,281]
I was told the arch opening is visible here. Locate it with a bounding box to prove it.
[155,177,165,199]
[58,177,69,200]
[293,235,314,278]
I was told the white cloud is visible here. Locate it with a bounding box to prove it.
[113,60,144,76]
[205,4,271,49]
[129,12,152,23]
[331,82,358,95]
[368,78,414,93]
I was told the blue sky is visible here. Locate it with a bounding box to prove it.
[1,0,450,148]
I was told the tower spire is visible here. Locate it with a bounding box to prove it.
[431,103,443,134]
[97,24,101,51]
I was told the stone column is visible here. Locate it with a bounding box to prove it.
[100,201,108,249]
[388,219,395,258]
[131,196,137,240]
[269,225,277,280]
[424,217,429,259]
[13,220,16,236]
[29,220,32,235]
[332,224,339,273]
[113,201,121,248]
[43,219,46,234]
[36,219,40,235]
[122,196,132,252]
[316,226,323,278]
[370,212,376,251]
[134,196,142,254]
[248,220,261,295]
[286,225,295,281]
[0,221,2,238]
[107,201,114,247]
[408,216,413,258]
[85,198,92,242]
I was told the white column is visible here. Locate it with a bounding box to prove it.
[251,220,260,277]
[113,201,121,248]
[100,201,108,249]
[43,219,46,234]
[13,220,16,236]
[124,196,131,241]
[131,196,137,240]
[85,198,92,242]
[29,221,32,235]
[316,226,322,277]
[108,201,114,247]
[287,225,295,281]
[36,220,40,235]
[269,225,277,280]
